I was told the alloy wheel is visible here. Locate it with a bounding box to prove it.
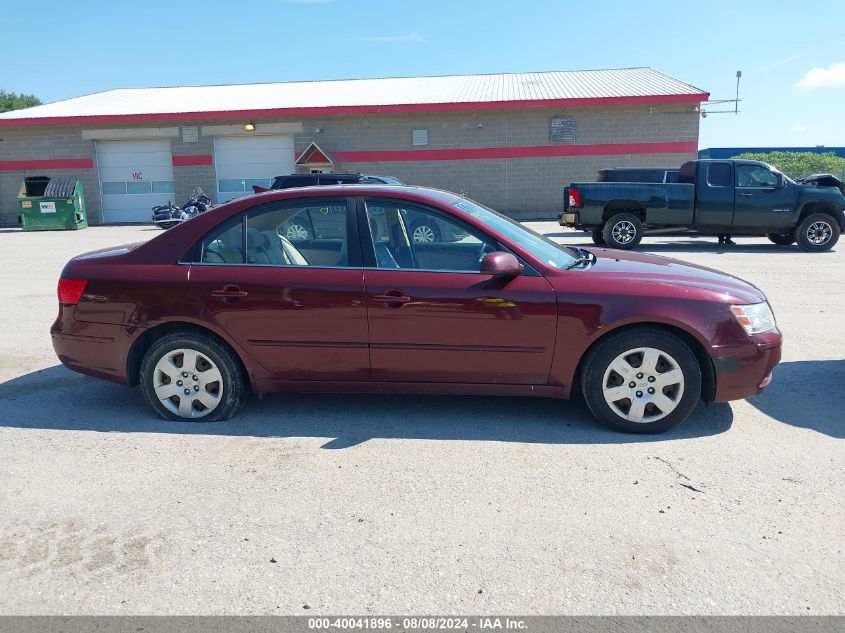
[611,221,636,244]
[601,347,685,423]
[286,224,310,241]
[806,221,832,246]
[412,225,437,243]
[152,348,223,419]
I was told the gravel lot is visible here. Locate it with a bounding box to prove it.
[0,223,842,615]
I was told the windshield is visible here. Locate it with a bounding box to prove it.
[452,197,577,269]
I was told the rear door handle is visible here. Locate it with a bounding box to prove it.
[211,284,248,299]
[373,291,411,307]
[738,192,753,197]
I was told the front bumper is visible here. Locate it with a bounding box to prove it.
[711,329,782,402]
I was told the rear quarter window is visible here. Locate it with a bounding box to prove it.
[706,163,732,187]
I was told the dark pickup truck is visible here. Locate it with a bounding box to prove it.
[560,159,845,252]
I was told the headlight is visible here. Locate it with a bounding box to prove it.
[730,302,776,335]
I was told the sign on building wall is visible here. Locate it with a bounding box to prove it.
[550,117,576,143]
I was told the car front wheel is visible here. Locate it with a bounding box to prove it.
[580,327,701,433]
[601,213,643,249]
[796,213,840,252]
[140,332,246,422]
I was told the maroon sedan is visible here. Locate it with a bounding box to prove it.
[51,186,782,433]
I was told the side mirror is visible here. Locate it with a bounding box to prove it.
[776,173,785,188]
[481,251,524,277]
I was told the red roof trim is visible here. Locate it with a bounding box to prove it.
[0,158,94,171]
[0,93,709,127]
[172,154,213,167]
[334,141,699,163]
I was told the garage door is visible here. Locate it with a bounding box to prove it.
[214,135,295,204]
[96,140,174,223]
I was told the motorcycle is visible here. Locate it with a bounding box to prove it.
[152,187,213,229]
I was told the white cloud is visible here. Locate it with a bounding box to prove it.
[797,62,845,89]
[362,34,427,43]
[791,125,807,133]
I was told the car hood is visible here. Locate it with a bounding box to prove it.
[563,247,766,304]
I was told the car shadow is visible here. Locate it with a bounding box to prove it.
[0,365,734,448]
[747,360,845,438]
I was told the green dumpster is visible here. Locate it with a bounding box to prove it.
[18,176,88,231]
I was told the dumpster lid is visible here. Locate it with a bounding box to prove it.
[44,177,78,198]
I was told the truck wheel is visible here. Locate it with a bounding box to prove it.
[602,213,643,249]
[767,232,795,246]
[580,327,701,434]
[591,229,606,245]
[796,213,840,252]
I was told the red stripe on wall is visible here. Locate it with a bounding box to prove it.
[172,154,213,167]
[0,158,94,171]
[0,93,709,127]
[333,141,699,163]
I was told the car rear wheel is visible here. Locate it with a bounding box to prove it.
[767,232,795,246]
[796,213,840,252]
[591,229,606,245]
[601,213,643,249]
[140,333,246,422]
[580,327,701,433]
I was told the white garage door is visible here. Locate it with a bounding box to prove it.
[214,135,295,204]
[96,140,174,223]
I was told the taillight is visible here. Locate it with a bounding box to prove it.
[569,188,581,208]
[58,278,87,304]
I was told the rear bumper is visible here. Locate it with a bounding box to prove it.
[711,330,782,402]
[51,306,131,384]
[559,211,578,226]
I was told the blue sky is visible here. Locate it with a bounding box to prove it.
[2,0,844,149]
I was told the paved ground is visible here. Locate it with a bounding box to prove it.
[0,223,842,615]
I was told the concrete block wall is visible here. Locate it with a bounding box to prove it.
[0,104,700,226]
[0,125,100,225]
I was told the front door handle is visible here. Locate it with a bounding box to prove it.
[373,291,411,307]
[211,284,248,300]
[738,192,753,197]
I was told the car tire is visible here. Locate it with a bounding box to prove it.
[601,213,643,249]
[580,327,701,434]
[140,332,247,422]
[767,232,795,246]
[795,213,840,252]
[591,229,606,245]
[410,220,441,244]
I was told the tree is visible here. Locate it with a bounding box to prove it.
[0,90,41,113]
[731,151,845,179]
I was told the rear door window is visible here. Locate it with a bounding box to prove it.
[707,163,732,187]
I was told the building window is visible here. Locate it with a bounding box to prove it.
[102,180,174,195]
[412,129,429,146]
